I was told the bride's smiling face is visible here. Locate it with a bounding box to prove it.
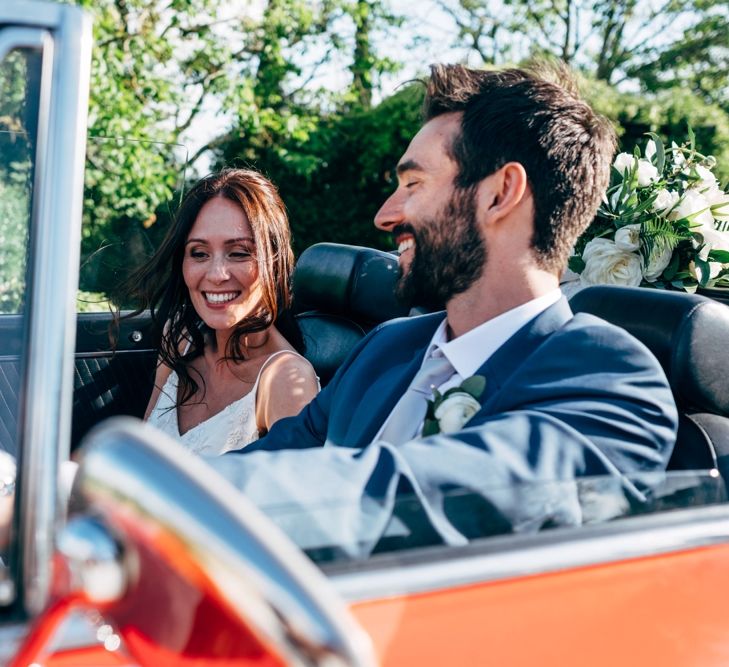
[182,196,264,332]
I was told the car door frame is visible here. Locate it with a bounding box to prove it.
[0,0,91,624]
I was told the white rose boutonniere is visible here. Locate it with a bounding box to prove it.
[422,375,486,436]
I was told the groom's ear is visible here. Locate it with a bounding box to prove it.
[477,162,530,228]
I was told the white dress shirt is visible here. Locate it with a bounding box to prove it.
[375,289,562,441]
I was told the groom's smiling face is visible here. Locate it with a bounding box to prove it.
[374,113,487,310]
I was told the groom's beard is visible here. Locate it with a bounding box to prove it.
[395,186,486,311]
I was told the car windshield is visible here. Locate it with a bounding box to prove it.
[0,45,40,594]
[241,469,726,566]
[0,52,34,319]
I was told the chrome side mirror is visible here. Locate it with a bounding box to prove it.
[53,417,376,667]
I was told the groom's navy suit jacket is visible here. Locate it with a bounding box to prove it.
[216,298,677,554]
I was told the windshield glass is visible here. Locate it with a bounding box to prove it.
[0,44,41,596]
[0,52,35,318]
[245,470,726,566]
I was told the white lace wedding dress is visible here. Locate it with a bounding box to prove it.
[146,350,306,456]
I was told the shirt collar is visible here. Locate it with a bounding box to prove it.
[425,290,562,378]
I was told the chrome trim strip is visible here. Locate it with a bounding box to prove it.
[74,418,377,667]
[0,2,64,29]
[18,4,91,616]
[330,505,729,602]
[0,27,49,61]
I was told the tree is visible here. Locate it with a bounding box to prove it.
[344,0,403,109]
[68,0,248,297]
[0,52,39,312]
[68,0,339,301]
[217,84,424,254]
[435,0,729,109]
[583,77,729,182]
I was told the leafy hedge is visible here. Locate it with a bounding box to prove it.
[213,78,729,256]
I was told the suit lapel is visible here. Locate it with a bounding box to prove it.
[343,298,572,446]
[345,353,425,447]
[479,297,573,404]
[345,313,445,447]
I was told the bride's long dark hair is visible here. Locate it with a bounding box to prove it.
[118,168,295,407]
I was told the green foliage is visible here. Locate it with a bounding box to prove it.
[625,9,729,113]
[66,0,228,297]
[344,0,404,109]
[216,83,424,253]
[0,180,30,314]
[0,53,34,313]
[640,218,691,263]
[0,52,31,169]
[582,78,729,182]
[18,0,724,303]
[572,132,729,292]
[437,0,728,109]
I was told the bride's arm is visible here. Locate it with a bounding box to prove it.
[255,354,320,434]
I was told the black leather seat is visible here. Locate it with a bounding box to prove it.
[291,243,409,386]
[569,286,729,474]
[289,249,729,477]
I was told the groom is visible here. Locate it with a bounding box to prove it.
[210,63,677,555]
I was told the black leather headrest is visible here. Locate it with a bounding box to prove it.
[296,313,365,386]
[293,243,409,325]
[569,286,729,417]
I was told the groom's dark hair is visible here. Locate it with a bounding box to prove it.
[423,62,616,273]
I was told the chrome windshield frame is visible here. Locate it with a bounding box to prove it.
[0,1,92,616]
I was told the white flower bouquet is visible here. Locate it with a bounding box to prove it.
[564,131,729,294]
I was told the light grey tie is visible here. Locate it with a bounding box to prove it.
[379,354,455,445]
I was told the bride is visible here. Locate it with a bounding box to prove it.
[122,169,319,456]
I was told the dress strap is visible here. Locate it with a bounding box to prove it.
[252,349,306,389]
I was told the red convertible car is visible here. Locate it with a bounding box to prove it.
[2,3,729,666]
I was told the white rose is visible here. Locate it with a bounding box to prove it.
[614,223,641,251]
[671,143,686,168]
[643,245,673,282]
[694,165,718,192]
[434,392,481,434]
[699,228,729,259]
[613,152,635,175]
[669,190,714,229]
[645,140,657,161]
[705,187,729,223]
[635,159,659,187]
[653,189,679,215]
[580,238,643,287]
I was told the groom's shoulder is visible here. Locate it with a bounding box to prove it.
[349,311,446,360]
[557,310,662,365]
